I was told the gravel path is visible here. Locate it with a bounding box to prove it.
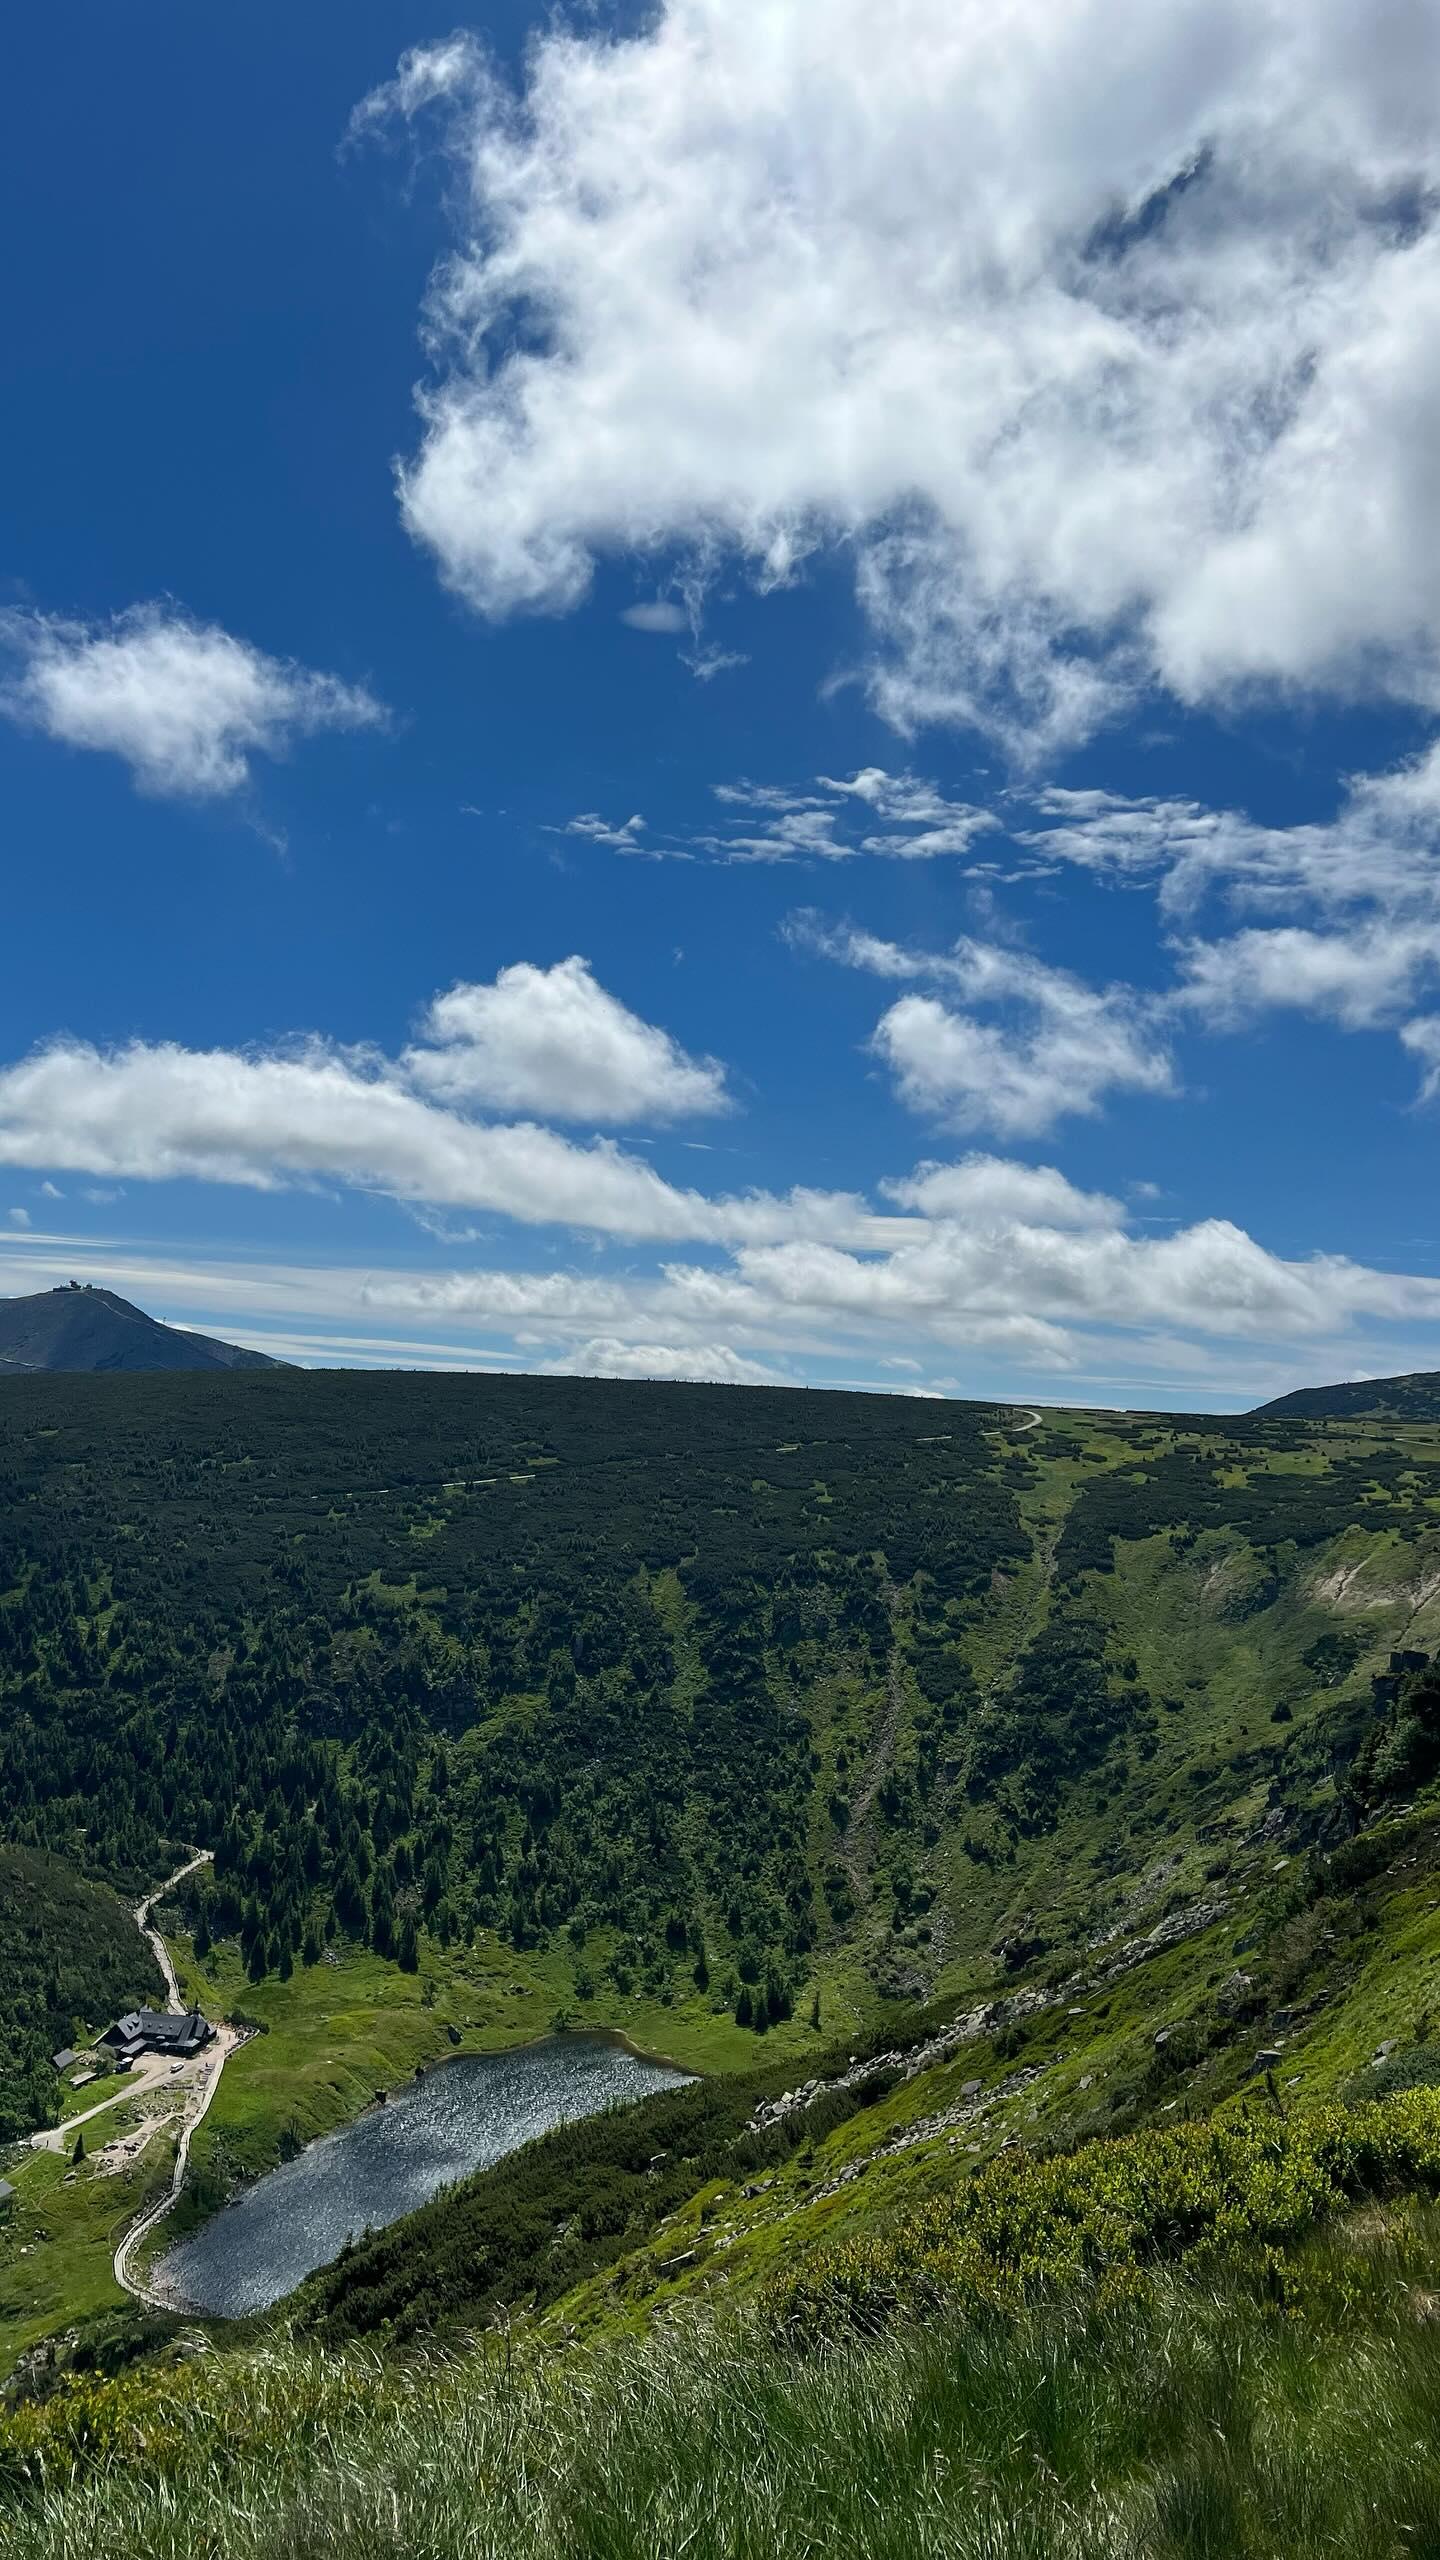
[101,1847,238,2310]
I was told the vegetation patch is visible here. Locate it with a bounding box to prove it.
[768,2090,1440,2332]
[11,2193,1440,2558]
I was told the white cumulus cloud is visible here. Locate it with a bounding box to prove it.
[620,601,689,634]
[874,991,1173,1138]
[0,604,385,797]
[718,1214,1440,1352]
[796,919,1174,1136]
[7,1164,1440,1402]
[884,1154,1126,1229]
[364,0,1440,750]
[1173,924,1440,1033]
[405,955,731,1123]
[0,1017,898,1251]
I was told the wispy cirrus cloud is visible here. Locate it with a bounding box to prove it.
[1026,746,1440,922]
[1402,1017,1440,1103]
[561,737,1440,1101]
[1020,744,1440,1080]
[554,811,650,851]
[6,1153,1440,1403]
[344,30,484,145]
[562,768,998,865]
[682,645,749,682]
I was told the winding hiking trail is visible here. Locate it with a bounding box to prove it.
[135,1850,212,2007]
[29,1853,222,2158]
[104,1848,239,2311]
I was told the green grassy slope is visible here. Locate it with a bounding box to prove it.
[284,1402,1440,2346]
[295,1775,1440,2347]
[12,2128,1440,2559]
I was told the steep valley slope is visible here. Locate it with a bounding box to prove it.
[9,1371,1440,2389]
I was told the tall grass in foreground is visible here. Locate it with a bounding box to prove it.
[10,2228,1440,2560]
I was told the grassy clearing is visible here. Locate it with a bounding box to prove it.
[167,1929,839,2206]
[0,2138,172,2372]
[7,1909,848,2364]
[56,2070,134,2126]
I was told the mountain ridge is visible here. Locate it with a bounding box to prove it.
[1252,1368,1440,1422]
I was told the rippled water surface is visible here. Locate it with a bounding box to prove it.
[157,2035,693,2317]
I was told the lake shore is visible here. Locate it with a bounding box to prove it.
[151,2034,697,2321]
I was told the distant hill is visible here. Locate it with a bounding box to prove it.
[1252,1369,1440,1422]
[0,1285,287,1375]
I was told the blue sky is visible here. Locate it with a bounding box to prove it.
[4,0,1440,1406]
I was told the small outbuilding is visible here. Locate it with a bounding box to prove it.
[52,2048,78,2074]
[0,2180,15,2213]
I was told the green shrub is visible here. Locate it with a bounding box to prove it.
[768,2089,1440,2334]
[1347,2043,1440,2104]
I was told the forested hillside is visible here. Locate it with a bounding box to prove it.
[1255,1369,1440,1422]
[0,1372,1029,2027]
[0,1847,163,2140]
[5,1371,1440,2061]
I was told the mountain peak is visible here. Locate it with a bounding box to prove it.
[0,1284,288,1375]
